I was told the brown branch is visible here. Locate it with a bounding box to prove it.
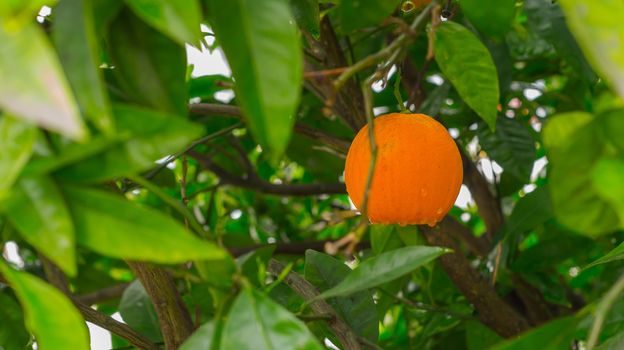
[418,226,529,338]
[77,283,130,305]
[268,259,361,350]
[188,149,346,196]
[38,258,158,350]
[127,262,194,349]
[189,103,351,152]
[439,216,490,257]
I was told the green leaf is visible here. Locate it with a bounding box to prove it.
[524,0,597,85]
[180,321,217,350]
[465,320,503,350]
[434,21,499,130]
[207,0,302,161]
[596,332,624,350]
[125,0,202,45]
[336,0,400,33]
[558,0,624,99]
[56,103,202,182]
[4,177,76,276]
[237,245,275,287]
[63,185,227,263]
[290,0,320,37]
[0,115,36,201]
[504,186,553,237]
[317,245,450,299]
[53,0,114,134]
[490,315,581,350]
[592,157,624,224]
[0,292,30,350]
[584,241,624,270]
[461,0,515,38]
[478,117,536,182]
[221,288,323,350]
[119,280,163,342]
[304,250,378,341]
[108,9,187,116]
[0,23,86,139]
[370,224,404,255]
[543,112,620,236]
[0,264,89,350]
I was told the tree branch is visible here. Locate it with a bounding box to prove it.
[228,240,370,257]
[77,283,131,305]
[418,226,529,338]
[267,259,361,350]
[39,258,158,350]
[127,262,194,349]
[188,149,346,196]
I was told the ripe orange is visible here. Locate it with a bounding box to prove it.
[344,113,463,227]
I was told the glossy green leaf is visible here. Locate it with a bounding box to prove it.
[304,250,378,341]
[584,241,624,270]
[108,9,187,115]
[0,263,89,350]
[434,21,499,130]
[336,0,400,33]
[0,115,36,200]
[119,280,163,342]
[207,0,302,161]
[221,288,323,350]
[317,245,450,299]
[63,185,227,263]
[544,112,619,235]
[0,23,86,139]
[524,0,597,84]
[461,0,515,38]
[370,224,403,255]
[290,0,320,37]
[56,103,202,182]
[558,0,624,99]
[4,177,76,276]
[490,315,581,350]
[478,117,536,182]
[504,186,553,237]
[180,321,217,350]
[53,0,114,134]
[0,292,30,350]
[125,0,202,45]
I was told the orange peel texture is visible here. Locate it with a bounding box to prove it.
[344,113,463,227]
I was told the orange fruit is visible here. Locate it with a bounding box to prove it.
[344,113,463,227]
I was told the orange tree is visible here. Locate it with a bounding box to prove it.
[2,0,624,349]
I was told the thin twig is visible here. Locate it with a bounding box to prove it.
[587,273,624,349]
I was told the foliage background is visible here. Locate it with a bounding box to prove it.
[2,0,624,349]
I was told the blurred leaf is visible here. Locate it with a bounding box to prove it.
[592,157,624,224]
[108,9,187,115]
[196,254,237,290]
[465,320,502,350]
[0,263,89,350]
[119,280,163,342]
[543,112,619,236]
[63,185,227,263]
[596,331,624,350]
[478,117,536,182]
[490,315,580,350]
[370,224,403,255]
[56,104,202,182]
[419,81,451,117]
[125,0,202,45]
[461,0,515,38]
[0,23,86,139]
[207,0,302,161]
[304,250,378,341]
[188,75,232,100]
[558,0,624,99]
[317,245,450,299]
[0,115,36,200]
[53,0,114,134]
[180,321,217,350]
[0,0,55,21]
[221,288,323,350]
[336,0,400,33]
[512,233,592,271]
[505,186,553,237]
[0,292,30,350]
[524,0,597,85]
[4,177,76,276]
[585,241,624,270]
[237,245,275,287]
[290,0,319,37]
[434,21,499,130]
